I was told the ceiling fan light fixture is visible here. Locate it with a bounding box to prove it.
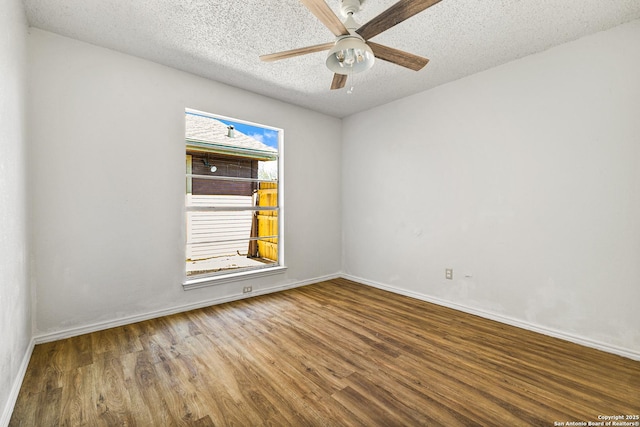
[326,36,374,75]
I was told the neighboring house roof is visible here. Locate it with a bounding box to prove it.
[186,113,277,161]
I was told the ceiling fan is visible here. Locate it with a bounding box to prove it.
[260,0,442,90]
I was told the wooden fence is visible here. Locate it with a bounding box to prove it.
[257,182,278,261]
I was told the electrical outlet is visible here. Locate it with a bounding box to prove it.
[243,286,252,293]
[445,269,453,280]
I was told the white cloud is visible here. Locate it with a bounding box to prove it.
[249,133,265,143]
[263,130,278,147]
[250,130,278,148]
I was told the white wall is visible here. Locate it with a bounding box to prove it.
[0,0,32,423]
[28,29,342,336]
[343,20,640,356]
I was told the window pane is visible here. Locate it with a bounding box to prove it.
[185,109,281,279]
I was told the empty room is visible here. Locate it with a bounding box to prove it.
[2,0,639,425]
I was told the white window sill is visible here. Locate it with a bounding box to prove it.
[182,265,287,291]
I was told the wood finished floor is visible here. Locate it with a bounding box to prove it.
[10,278,640,426]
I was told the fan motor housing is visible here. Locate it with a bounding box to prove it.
[340,0,363,18]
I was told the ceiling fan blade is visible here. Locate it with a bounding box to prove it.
[331,73,347,90]
[356,0,443,41]
[260,42,335,62]
[368,41,429,71]
[299,0,350,37]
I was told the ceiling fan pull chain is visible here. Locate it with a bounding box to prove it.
[347,69,355,94]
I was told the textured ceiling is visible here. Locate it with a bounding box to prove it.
[23,0,640,118]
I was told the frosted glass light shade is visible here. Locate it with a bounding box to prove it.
[326,36,374,75]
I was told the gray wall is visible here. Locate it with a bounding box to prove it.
[0,0,32,424]
[28,29,343,336]
[343,20,640,356]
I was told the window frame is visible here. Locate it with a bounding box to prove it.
[182,108,286,290]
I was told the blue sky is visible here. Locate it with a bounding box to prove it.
[218,119,279,149]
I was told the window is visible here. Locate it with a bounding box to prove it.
[184,109,284,288]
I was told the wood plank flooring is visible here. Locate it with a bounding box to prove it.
[10,278,640,426]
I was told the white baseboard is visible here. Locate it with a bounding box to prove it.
[34,273,341,344]
[1,338,35,427]
[29,270,640,358]
[341,274,640,362]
